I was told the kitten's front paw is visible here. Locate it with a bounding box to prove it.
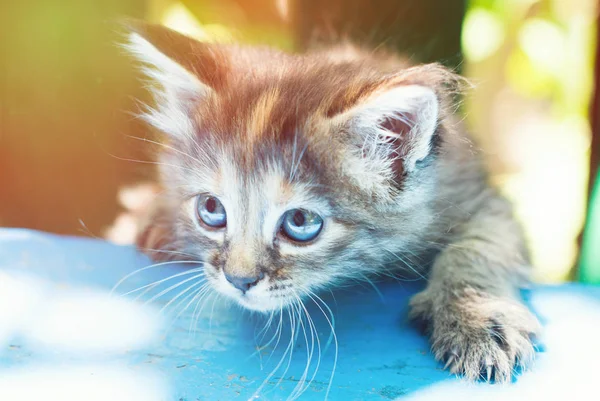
[409,288,541,383]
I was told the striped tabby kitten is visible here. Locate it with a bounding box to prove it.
[125,21,540,383]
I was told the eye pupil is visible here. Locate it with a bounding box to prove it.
[292,211,305,226]
[196,194,226,228]
[206,197,216,213]
[281,209,323,242]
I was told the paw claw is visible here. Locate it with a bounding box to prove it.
[444,355,455,370]
[414,292,541,384]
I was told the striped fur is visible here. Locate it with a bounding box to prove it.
[125,22,540,383]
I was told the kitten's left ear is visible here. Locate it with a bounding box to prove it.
[344,84,439,174]
[331,84,440,199]
[122,20,225,138]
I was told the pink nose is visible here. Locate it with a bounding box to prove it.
[225,272,264,293]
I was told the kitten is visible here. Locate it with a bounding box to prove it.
[123,21,541,383]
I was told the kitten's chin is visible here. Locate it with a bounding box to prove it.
[235,295,283,313]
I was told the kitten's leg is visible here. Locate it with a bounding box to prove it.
[409,194,541,382]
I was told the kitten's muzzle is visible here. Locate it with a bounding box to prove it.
[224,271,265,293]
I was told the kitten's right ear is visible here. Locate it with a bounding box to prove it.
[121,20,224,138]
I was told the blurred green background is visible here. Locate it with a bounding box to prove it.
[0,0,598,283]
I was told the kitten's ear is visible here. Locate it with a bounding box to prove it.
[335,85,439,191]
[122,20,224,138]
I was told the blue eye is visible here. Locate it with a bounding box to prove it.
[196,194,226,228]
[281,209,323,242]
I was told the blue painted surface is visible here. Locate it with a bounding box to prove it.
[1,228,600,401]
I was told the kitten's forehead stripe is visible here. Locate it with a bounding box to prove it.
[248,88,281,141]
[186,50,455,205]
[195,57,398,147]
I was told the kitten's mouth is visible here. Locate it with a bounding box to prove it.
[210,271,289,312]
[232,290,288,312]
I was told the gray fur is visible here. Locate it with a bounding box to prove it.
[126,26,541,383]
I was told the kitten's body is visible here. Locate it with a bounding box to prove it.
[125,22,540,383]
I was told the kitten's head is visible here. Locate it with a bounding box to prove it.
[125,22,459,312]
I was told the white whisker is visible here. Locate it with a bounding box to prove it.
[306,291,337,401]
[264,305,285,366]
[382,246,428,281]
[119,267,204,298]
[249,304,294,401]
[143,272,206,305]
[111,260,203,294]
[357,272,385,302]
[125,134,206,166]
[106,152,199,174]
[159,276,208,314]
[288,296,317,400]
[190,289,216,336]
[163,282,210,335]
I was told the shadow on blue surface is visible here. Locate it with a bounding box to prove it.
[1,228,599,401]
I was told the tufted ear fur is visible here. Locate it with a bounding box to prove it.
[334,85,439,196]
[122,21,226,139]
